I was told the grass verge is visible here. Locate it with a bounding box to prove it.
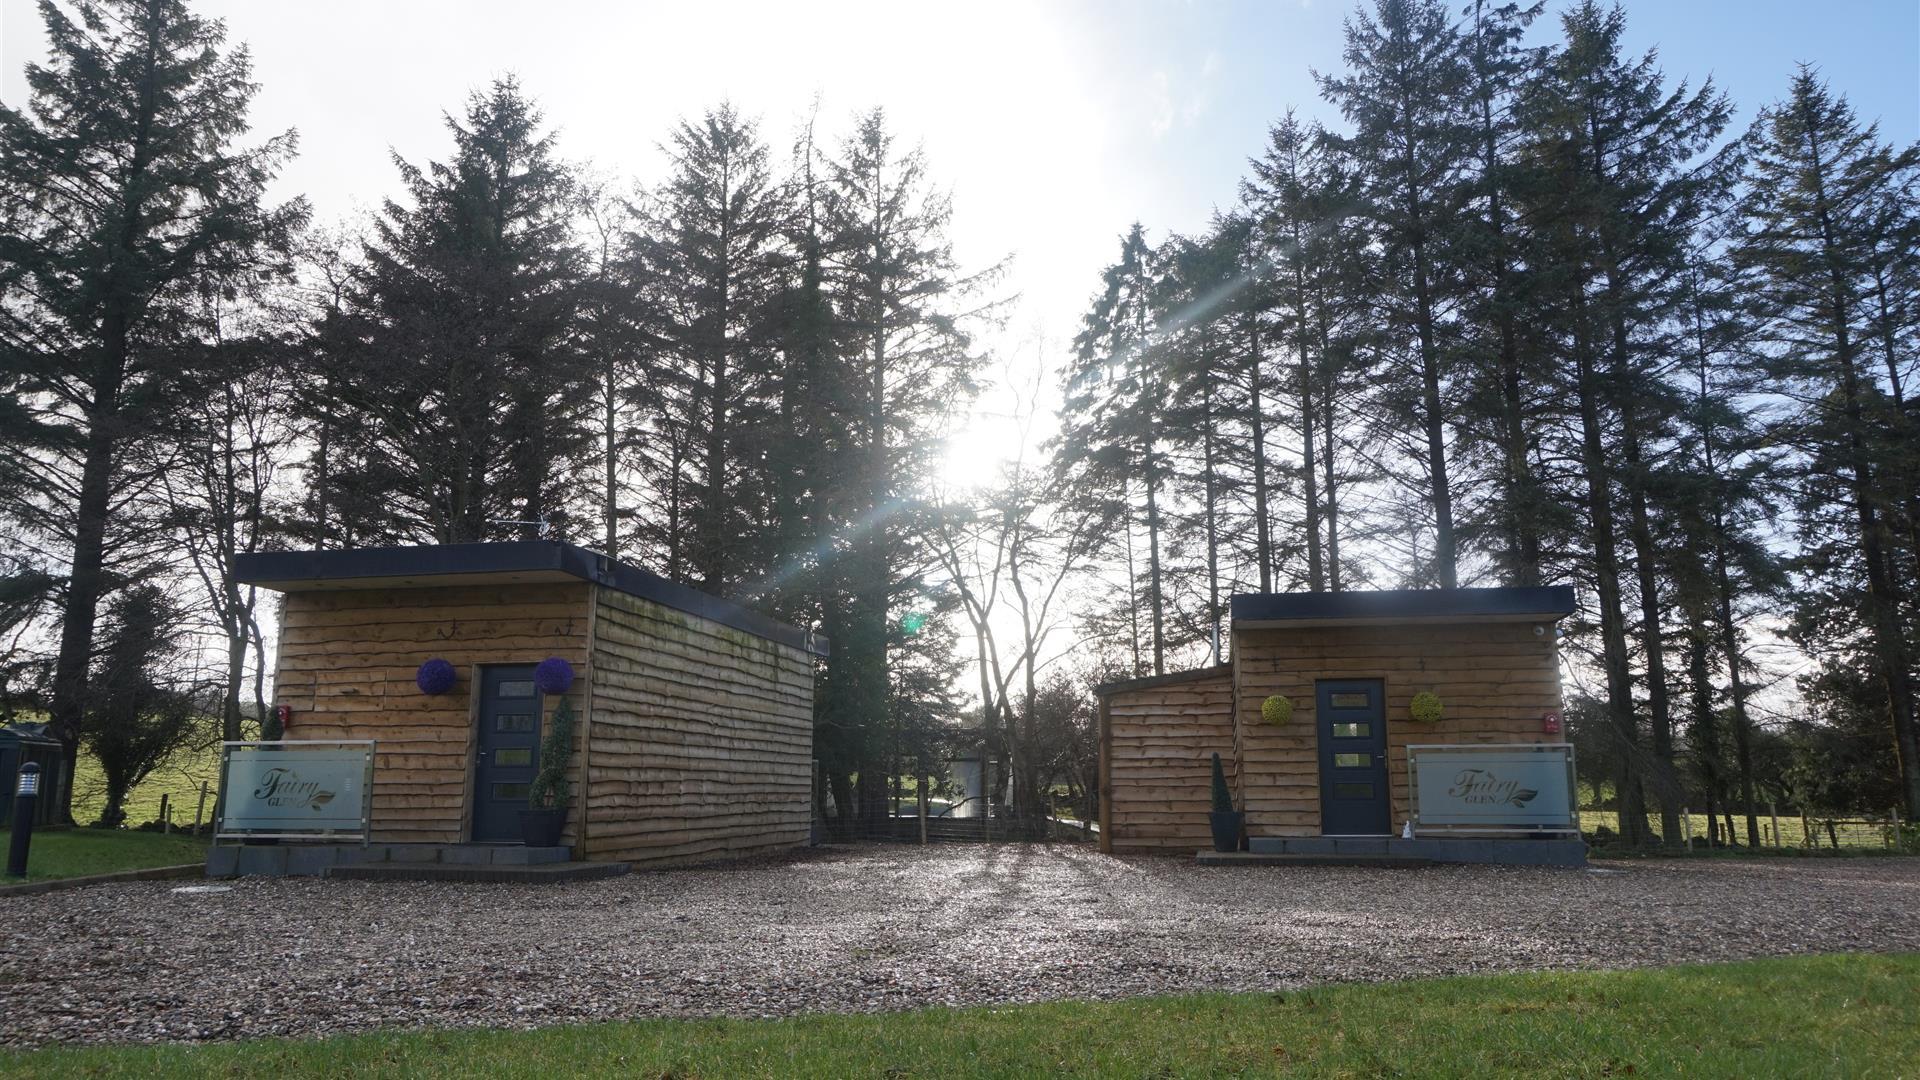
[0,828,206,882]
[3,953,1913,1078]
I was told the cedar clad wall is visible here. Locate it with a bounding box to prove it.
[273,583,592,843]
[583,586,814,866]
[1234,620,1564,836]
[1100,669,1236,854]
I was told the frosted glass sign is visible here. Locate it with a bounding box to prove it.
[1408,744,1576,834]
[217,741,374,838]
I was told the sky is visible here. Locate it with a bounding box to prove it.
[3,0,1917,492]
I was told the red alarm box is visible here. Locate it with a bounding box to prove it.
[1542,709,1563,735]
[275,703,293,730]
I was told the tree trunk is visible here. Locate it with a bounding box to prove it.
[1572,294,1645,844]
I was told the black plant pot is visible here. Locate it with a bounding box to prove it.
[1209,810,1244,853]
[519,807,566,848]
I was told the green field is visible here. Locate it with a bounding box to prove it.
[0,828,206,882]
[3,954,1913,1078]
[1579,809,1901,850]
[68,739,224,829]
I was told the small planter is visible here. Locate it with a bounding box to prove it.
[1209,810,1245,853]
[519,807,566,848]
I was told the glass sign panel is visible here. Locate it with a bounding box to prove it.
[1329,692,1370,708]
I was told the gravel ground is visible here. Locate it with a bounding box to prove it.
[2,845,1917,1047]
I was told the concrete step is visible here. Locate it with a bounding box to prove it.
[1244,836,1586,867]
[1198,850,1436,868]
[209,844,576,878]
[322,861,631,884]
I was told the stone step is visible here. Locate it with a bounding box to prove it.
[208,843,576,878]
[1243,836,1586,867]
[1197,850,1436,868]
[322,861,631,884]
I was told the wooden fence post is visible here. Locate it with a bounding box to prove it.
[159,793,171,834]
[1769,803,1782,848]
[192,780,209,837]
[1889,807,1899,851]
[919,775,929,846]
[1682,808,1692,852]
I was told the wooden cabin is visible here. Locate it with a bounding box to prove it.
[1097,586,1582,864]
[232,541,822,868]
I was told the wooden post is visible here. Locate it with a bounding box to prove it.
[1682,808,1692,852]
[1801,808,1814,849]
[1769,803,1782,848]
[1097,694,1113,854]
[918,774,928,845]
[984,756,994,844]
[1888,807,1899,850]
[192,780,209,837]
[159,793,171,834]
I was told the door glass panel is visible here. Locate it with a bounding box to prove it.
[1331,722,1370,738]
[495,713,535,733]
[496,680,535,699]
[1334,782,1373,799]
[494,748,533,766]
[492,782,530,800]
[1329,692,1370,708]
[1334,753,1370,768]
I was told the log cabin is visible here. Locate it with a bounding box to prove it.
[1097,586,1585,866]
[227,541,822,873]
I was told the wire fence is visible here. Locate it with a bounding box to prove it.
[1579,808,1914,852]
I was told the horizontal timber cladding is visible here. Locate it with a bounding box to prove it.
[1233,619,1566,837]
[583,585,814,867]
[273,582,592,843]
[1100,669,1237,854]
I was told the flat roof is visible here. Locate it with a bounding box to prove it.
[1231,585,1575,629]
[1093,663,1232,698]
[232,541,827,656]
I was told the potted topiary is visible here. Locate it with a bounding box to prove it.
[1208,751,1243,853]
[520,697,574,848]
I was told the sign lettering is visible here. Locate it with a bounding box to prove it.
[1411,745,1574,832]
[219,744,371,836]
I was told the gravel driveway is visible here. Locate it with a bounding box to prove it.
[2,845,1916,1047]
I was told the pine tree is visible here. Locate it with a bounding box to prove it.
[817,108,987,824]
[1319,0,1473,588]
[632,104,792,594]
[1513,0,1732,842]
[1738,68,1920,818]
[1057,225,1170,673]
[323,78,590,545]
[0,0,302,818]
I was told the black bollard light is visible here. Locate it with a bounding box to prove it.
[6,762,40,878]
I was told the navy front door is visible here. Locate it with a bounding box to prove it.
[473,665,542,843]
[1317,679,1390,835]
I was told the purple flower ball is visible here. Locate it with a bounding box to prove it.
[534,656,575,695]
[415,658,457,695]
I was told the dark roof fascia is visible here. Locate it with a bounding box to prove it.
[232,542,827,656]
[1094,663,1233,698]
[1230,586,1575,626]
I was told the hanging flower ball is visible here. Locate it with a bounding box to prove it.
[1261,694,1293,725]
[534,656,576,695]
[1410,691,1444,723]
[415,658,457,695]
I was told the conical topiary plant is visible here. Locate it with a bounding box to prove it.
[1207,751,1242,853]
[528,697,574,811]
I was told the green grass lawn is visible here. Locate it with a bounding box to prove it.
[4,953,1913,1078]
[0,827,207,883]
